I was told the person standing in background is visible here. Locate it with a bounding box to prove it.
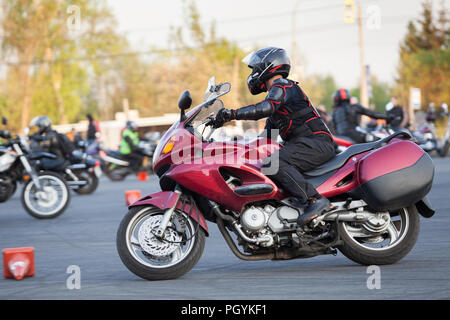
[86,114,100,145]
[385,96,409,131]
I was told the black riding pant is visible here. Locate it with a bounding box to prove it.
[263,135,336,203]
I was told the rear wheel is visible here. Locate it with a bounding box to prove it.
[337,205,419,265]
[73,170,99,195]
[116,206,205,280]
[103,163,128,181]
[438,140,450,157]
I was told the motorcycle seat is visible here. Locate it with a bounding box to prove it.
[305,130,412,177]
[28,152,57,160]
[106,150,122,158]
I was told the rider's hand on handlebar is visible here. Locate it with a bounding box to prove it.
[386,114,399,124]
[29,134,44,142]
[211,108,236,128]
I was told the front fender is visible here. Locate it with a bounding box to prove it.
[129,191,209,236]
[415,196,435,218]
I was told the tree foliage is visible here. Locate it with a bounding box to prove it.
[394,0,449,109]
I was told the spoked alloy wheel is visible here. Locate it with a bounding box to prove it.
[117,206,205,280]
[21,171,70,219]
[338,205,420,265]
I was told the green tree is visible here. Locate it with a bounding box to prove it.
[394,0,449,109]
[0,0,128,131]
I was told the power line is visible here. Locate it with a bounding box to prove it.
[117,3,343,35]
[0,13,413,67]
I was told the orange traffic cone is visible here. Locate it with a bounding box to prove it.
[125,190,141,206]
[137,171,148,181]
[3,247,35,280]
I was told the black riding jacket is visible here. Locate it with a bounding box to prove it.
[234,78,332,141]
[332,103,388,137]
[33,130,65,160]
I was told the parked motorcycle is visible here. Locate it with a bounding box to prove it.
[411,122,450,157]
[116,77,435,280]
[100,140,156,181]
[335,121,450,157]
[29,135,101,195]
[0,131,70,218]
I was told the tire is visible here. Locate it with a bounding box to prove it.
[73,171,99,195]
[438,140,450,157]
[0,181,16,203]
[21,171,71,219]
[104,163,128,181]
[337,205,420,265]
[116,206,205,280]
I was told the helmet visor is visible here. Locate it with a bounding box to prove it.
[242,51,255,68]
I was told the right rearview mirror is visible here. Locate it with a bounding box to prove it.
[1,117,7,125]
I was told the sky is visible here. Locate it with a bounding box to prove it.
[107,0,442,88]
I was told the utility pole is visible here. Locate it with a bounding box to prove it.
[291,0,301,78]
[357,0,370,109]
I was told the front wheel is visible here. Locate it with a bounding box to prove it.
[337,205,420,265]
[116,206,205,280]
[21,171,71,219]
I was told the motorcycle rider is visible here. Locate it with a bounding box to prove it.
[332,89,393,143]
[385,96,409,131]
[119,120,142,171]
[28,116,75,169]
[212,47,336,227]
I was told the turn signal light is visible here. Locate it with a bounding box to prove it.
[162,136,176,154]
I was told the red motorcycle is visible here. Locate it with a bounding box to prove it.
[116,78,435,280]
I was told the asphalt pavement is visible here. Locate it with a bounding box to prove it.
[0,156,449,300]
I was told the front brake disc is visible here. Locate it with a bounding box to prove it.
[138,215,181,257]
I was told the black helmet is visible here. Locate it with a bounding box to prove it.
[333,88,351,105]
[242,47,291,95]
[126,120,138,131]
[29,116,52,134]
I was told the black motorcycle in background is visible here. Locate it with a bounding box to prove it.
[29,134,101,195]
[0,130,71,218]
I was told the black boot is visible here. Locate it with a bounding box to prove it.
[297,196,333,227]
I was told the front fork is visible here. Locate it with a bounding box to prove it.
[14,145,42,190]
[154,187,182,239]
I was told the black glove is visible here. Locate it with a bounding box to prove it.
[212,108,236,128]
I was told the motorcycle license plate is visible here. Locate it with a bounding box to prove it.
[94,166,102,178]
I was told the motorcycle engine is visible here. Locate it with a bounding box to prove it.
[241,206,268,232]
[241,204,300,234]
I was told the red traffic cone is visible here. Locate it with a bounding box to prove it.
[3,247,35,280]
[137,171,148,181]
[125,190,141,206]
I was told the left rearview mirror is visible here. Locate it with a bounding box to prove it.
[178,90,192,111]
